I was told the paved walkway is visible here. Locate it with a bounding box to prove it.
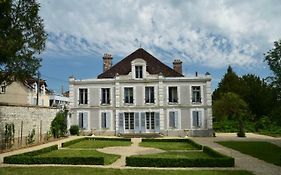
[1,133,281,175]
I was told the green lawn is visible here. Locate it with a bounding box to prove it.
[217,141,281,166]
[66,140,131,148]
[134,151,212,159]
[139,141,199,150]
[0,167,254,175]
[37,149,120,165]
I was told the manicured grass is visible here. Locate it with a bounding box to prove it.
[139,141,199,150]
[135,151,212,159]
[37,149,120,165]
[0,167,255,175]
[66,140,131,148]
[217,141,281,166]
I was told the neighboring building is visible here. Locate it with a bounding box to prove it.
[68,48,213,137]
[49,93,70,108]
[0,78,50,107]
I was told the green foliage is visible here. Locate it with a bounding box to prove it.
[3,123,15,149]
[26,128,35,145]
[218,141,281,166]
[51,110,67,138]
[69,125,79,135]
[140,139,202,150]
[0,0,47,84]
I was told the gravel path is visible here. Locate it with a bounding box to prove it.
[193,133,281,175]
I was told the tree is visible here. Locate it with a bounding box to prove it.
[51,109,68,138]
[213,92,250,137]
[212,66,244,101]
[0,0,47,84]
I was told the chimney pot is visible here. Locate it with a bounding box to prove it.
[103,53,113,72]
[173,59,182,74]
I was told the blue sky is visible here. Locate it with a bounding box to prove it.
[38,0,281,93]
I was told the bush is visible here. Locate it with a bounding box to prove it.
[61,137,131,147]
[51,109,68,138]
[69,125,79,135]
[3,144,104,165]
[126,146,234,167]
[26,128,35,145]
[61,138,85,147]
[3,123,15,149]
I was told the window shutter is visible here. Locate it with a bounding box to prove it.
[155,112,160,132]
[141,112,146,133]
[78,113,83,128]
[198,111,202,127]
[174,111,178,129]
[134,112,140,133]
[169,111,174,128]
[83,112,88,130]
[118,113,124,133]
[106,112,111,129]
[192,111,197,127]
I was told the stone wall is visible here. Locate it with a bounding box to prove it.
[0,104,60,149]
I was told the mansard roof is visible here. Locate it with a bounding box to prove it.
[97,48,184,79]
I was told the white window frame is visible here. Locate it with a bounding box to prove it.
[78,88,89,105]
[191,108,204,129]
[77,111,90,130]
[167,109,181,130]
[145,86,155,104]
[101,88,111,105]
[100,110,112,130]
[190,85,203,105]
[123,87,134,104]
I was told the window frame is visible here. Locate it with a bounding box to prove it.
[78,88,88,105]
[135,65,143,79]
[124,87,134,104]
[145,86,155,104]
[191,86,201,103]
[101,88,110,105]
[168,86,178,103]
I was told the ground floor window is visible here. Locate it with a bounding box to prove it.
[146,112,155,130]
[192,111,202,127]
[124,112,134,130]
[78,112,88,130]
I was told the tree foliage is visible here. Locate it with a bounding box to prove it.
[0,0,47,84]
[51,110,68,138]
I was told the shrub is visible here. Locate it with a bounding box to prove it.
[69,125,79,135]
[51,109,68,138]
[61,137,131,147]
[61,138,85,147]
[3,123,15,149]
[26,128,36,145]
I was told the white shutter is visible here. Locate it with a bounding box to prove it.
[198,111,202,127]
[118,113,124,133]
[174,111,178,129]
[134,112,140,133]
[192,111,197,127]
[141,112,146,132]
[155,112,160,132]
[106,112,111,129]
[83,112,88,130]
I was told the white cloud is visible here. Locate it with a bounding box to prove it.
[39,0,281,69]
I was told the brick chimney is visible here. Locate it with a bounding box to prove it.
[103,53,113,72]
[173,59,182,74]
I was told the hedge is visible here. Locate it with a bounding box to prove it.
[126,145,234,167]
[62,137,131,147]
[3,144,104,165]
[142,138,203,150]
[4,156,104,165]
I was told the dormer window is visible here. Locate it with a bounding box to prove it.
[135,66,143,78]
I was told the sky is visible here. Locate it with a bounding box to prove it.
[38,0,281,93]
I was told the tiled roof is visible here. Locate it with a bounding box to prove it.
[97,48,183,79]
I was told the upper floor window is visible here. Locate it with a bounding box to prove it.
[124,87,133,104]
[79,88,88,104]
[145,87,155,103]
[101,88,110,104]
[192,86,201,103]
[168,87,178,103]
[135,66,143,78]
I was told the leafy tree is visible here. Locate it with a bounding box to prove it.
[212,66,244,101]
[0,0,47,84]
[51,110,68,138]
[213,92,249,137]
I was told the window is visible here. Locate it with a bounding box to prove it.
[192,86,201,103]
[145,87,155,103]
[101,112,110,128]
[79,88,88,104]
[169,111,176,128]
[101,88,110,104]
[124,112,134,130]
[78,112,88,129]
[135,66,143,78]
[1,85,6,94]
[124,87,133,104]
[168,87,178,103]
[146,112,155,130]
[192,111,202,127]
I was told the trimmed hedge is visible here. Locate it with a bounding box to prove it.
[142,138,203,150]
[4,156,104,165]
[3,144,104,165]
[61,137,131,147]
[126,145,234,167]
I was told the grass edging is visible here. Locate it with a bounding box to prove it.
[126,146,234,167]
[61,137,131,147]
[3,145,104,165]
